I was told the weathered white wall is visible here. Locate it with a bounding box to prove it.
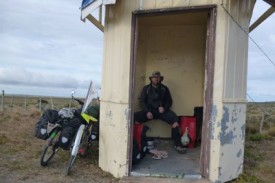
[99,0,135,177]
[209,0,255,182]
[99,0,255,181]
[218,104,246,181]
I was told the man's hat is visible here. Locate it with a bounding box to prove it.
[149,71,164,81]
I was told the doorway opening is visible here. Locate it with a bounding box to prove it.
[129,6,216,179]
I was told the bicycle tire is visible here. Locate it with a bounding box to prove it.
[66,155,76,175]
[40,129,60,166]
[66,124,85,175]
[79,129,90,158]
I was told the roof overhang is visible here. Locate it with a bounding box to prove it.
[80,0,117,32]
[80,0,274,33]
[250,0,275,32]
[263,0,275,7]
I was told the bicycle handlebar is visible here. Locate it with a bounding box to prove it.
[72,96,84,105]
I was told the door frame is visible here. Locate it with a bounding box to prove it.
[128,5,217,179]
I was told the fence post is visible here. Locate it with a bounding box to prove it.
[1,90,4,111]
[39,97,42,113]
[259,112,265,134]
[50,97,54,109]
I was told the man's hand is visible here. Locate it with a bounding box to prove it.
[146,112,153,119]
[172,122,179,128]
[158,106,165,113]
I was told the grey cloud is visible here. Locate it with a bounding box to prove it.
[0,0,274,101]
[0,67,102,92]
[0,68,89,89]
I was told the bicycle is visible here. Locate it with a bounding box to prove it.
[40,117,68,166]
[66,81,99,175]
[40,95,84,167]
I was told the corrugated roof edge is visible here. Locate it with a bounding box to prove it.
[81,0,96,10]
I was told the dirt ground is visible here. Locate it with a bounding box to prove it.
[0,109,119,183]
[0,104,275,183]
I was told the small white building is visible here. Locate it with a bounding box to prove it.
[80,0,274,182]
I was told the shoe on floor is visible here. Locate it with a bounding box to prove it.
[174,146,187,154]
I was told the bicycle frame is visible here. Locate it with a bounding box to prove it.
[66,81,99,175]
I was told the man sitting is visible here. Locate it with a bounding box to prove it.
[134,71,186,154]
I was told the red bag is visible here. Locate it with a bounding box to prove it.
[133,124,149,157]
[180,116,197,148]
[133,124,144,150]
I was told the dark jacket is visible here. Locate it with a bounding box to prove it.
[139,83,172,113]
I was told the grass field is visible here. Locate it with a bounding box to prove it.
[0,97,274,183]
[232,102,275,183]
[0,106,118,183]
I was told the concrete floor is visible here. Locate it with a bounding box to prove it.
[131,139,201,179]
[120,176,209,183]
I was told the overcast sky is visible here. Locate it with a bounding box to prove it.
[0,0,274,101]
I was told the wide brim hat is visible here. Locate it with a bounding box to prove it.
[149,71,164,81]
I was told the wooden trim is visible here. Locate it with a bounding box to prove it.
[263,0,275,7]
[133,4,217,16]
[86,14,104,32]
[128,12,139,176]
[249,6,275,32]
[81,0,103,20]
[200,7,217,178]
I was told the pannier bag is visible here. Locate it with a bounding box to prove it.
[58,117,82,150]
[194,106,203,145]
[58,108,74,119]
[180,116,197,148]
[34,109,58,140]
[132,139,142,165]
[86,105,100,119]
[89,122,99,141]
[132,124,149,165]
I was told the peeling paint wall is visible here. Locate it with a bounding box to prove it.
[218,104,246,182]
[209,0,255,182]
[99,102,130,177]
[208,103,247,182]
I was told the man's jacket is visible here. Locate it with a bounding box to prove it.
[139,83,172,113]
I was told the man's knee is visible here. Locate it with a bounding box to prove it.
[171,122,179,128]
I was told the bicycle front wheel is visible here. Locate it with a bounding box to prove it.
[66,124,85,175]
[40,129,60,166]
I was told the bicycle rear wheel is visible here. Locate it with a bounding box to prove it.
[40,129,60,166]
[66,124,85,175]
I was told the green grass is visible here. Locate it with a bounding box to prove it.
[249,133,271,141]
[267,126,275,137]
[0,134,8,145]
[235,173,265,183]
[244,148,264,162]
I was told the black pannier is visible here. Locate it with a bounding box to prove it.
[194,106,203,145]
[132,124,149,165]
[132,139,142,165]
[58,117,82,150]
[34,109,58,140]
